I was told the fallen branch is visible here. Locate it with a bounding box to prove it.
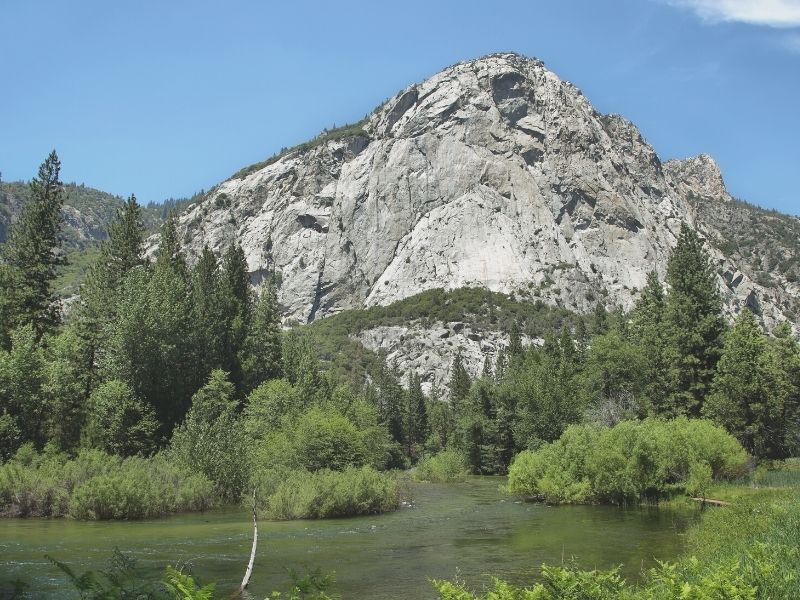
[691,497,731,507]
[240,489,258,591]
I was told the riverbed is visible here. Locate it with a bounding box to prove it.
[0,478,695,598]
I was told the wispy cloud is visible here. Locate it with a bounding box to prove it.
[666,0,800,27]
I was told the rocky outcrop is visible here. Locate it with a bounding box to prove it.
[356,321,540,395]
[164,53,797,330]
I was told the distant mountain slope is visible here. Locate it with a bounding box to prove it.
[1,181,201,295]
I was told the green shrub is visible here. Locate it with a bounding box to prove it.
[415,450,470,483]
[68,455,214,520]
[507,418,748,504]
[0,446,215,519]
[256,466,399,519]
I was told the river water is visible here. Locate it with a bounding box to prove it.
[0,478,695,598]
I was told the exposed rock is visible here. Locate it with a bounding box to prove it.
[356,321,539,395]
[158,52,797,332]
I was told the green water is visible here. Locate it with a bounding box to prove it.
[0,478,695,598]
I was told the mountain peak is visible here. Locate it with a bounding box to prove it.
[167,55,797,332]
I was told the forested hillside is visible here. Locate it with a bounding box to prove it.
[1,153,798,530]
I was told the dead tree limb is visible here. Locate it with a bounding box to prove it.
[240,488,258,591]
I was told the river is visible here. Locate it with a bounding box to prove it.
[0,478,695,598]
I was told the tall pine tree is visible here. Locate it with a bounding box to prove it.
[0,151,65,345]
[665,223,725,416]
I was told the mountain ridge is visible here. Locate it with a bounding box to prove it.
[160,52,797,330]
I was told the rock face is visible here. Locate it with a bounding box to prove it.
[168,53,798,330]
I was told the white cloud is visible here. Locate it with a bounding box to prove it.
[667,0,800,27]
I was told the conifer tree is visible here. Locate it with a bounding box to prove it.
[376,361,406,448]
[630,271,671,415]
[508,321,523,358]
[705,309,793,458]
[448,350,472,409]
[190,245,226,376]
[241,278,283,392]
[0,151,65,345]
[406,372,429,447]
[219,243,252,391]
[78,194,145,358]
[665,223,725,416]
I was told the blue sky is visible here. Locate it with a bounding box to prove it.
[1,0,798,214]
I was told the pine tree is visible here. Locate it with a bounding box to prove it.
[190,245,226,376]
[0,151,65,344]
[155,212,186,275]
[376,362,406,448]
[448,350,472,409]
[508,321,523,358]
[241,278,283,392]
[406,372,429,448]
[219,243,252,391]
[630,271,671,416]
[665,223,725,416]
[704,309,775,457]
[78,194,145,361]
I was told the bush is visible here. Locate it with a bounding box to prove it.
[255,466,399,520]
[507,418,748,504]
[0,446,215,519]
[414,450,470,483]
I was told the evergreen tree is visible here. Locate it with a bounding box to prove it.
[78,194,146,366]
[592,303,609,335]
[406,372,429,448]
[448,350,472,409]
[508,321,523,358]
[769,323,800,457]
[241,278,283,392]
[630,271,671,415]
[704,309,790,458]
[494,348,508,383]
[219,243,252,391]
[190,245,226,376]
[376,362,406,449]
[155,212,185,274]
[477,354,491,382]
[0,151,65,345]
[665,223,725,416]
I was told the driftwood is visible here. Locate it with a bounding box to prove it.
[691,497,731,507]
[240,489,258,591]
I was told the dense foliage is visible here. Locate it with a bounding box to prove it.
[1,153,799,523]
[0,445,214,519]
[506,418,748,504]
